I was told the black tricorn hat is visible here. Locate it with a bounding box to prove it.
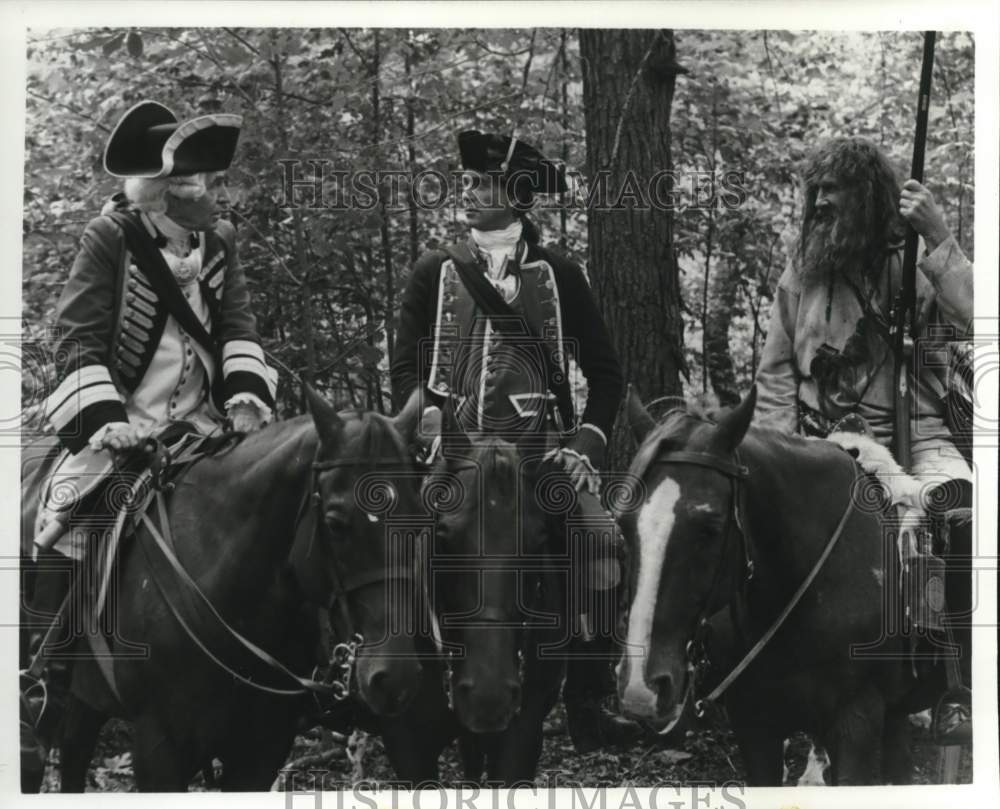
[457,130,567,194]
[104,101,242,179]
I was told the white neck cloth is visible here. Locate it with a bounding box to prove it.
[471,220,523,279]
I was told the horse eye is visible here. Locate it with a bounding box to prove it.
[324,509,350,534]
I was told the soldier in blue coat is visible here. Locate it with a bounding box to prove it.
[391,130,638,751]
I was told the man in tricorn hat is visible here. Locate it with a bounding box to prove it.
[391,130,638,751]
[22,101,275,747]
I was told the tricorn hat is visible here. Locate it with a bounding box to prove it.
[457,130,567,194]
[104,101,242,179]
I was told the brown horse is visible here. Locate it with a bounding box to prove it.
[427,433,568,785]
[22,388,441,791]
[617,388,937,785]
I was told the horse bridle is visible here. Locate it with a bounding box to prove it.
[428,456,548,701]
[41,439,422,709]
[307,452,423,699]
[642,441,854,716]
[647,449,753,713]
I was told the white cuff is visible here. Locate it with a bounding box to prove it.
[561,447,599,477]
[224,393,273,425]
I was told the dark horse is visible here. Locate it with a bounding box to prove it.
[617,387,935,785]
[427,433,568,785]
[21,388,447,791]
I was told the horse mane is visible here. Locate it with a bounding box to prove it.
[627,406,863,541]
[193,409,410,485]
[230,409,407,471]
[476,439,519,498]
[635,403,852,471]
[438,435,521,498]
[188,416,317,494]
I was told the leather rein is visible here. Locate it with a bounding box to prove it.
[135,447,417,703]
[647,445,854,715]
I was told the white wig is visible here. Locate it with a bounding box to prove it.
[123,173,209,213]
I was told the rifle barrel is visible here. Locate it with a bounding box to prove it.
[893,31,936,470]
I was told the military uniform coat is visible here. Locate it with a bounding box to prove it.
[44,209,276,454]
[391,240,623,459]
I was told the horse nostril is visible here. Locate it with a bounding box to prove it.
[364,667,417,715]
[368,669,387,693]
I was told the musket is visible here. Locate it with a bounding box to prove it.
[892,31,936,471]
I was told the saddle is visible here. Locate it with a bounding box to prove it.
[22,427,246,693]
[824,417,970,646]
[28,426,242,543]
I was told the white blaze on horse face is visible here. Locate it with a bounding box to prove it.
[797,744,830,786]
[620,475,682,718]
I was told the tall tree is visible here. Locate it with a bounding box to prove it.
[704,256,741,406]
[579,29,686,458]
[22,28,974,425]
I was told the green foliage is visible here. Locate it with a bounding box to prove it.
[23,28,975,415]
[671,30,975,401]
[24,28,591,416]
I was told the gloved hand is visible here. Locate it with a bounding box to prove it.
[544,425,607,495]
[89,421,147,452]
[229,401,264,433]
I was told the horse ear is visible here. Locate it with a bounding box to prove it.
[305,384,344,448]
[712,385,757,453]
[627,385,656,445]
[392,387,424,442]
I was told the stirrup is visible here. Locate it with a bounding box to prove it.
[932,686,972,746]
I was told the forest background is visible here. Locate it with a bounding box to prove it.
[20,28,975,450]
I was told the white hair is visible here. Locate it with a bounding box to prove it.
[123,173,209,213]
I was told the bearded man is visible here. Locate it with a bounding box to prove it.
[754,136,973,738]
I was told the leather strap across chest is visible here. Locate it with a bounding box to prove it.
[438,243,574,428]
[107,211,219,358]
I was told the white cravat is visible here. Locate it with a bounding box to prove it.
[471,220,523,279]
[148,212,202,283]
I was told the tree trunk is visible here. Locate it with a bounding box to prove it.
[579,29,685,462]
[372,30,394,413]
[404,32,420,264]
[559,30,569,246]
[704,258,741,407]
[701,86,719,394]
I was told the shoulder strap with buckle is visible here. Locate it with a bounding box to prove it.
[440,242,574,428]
